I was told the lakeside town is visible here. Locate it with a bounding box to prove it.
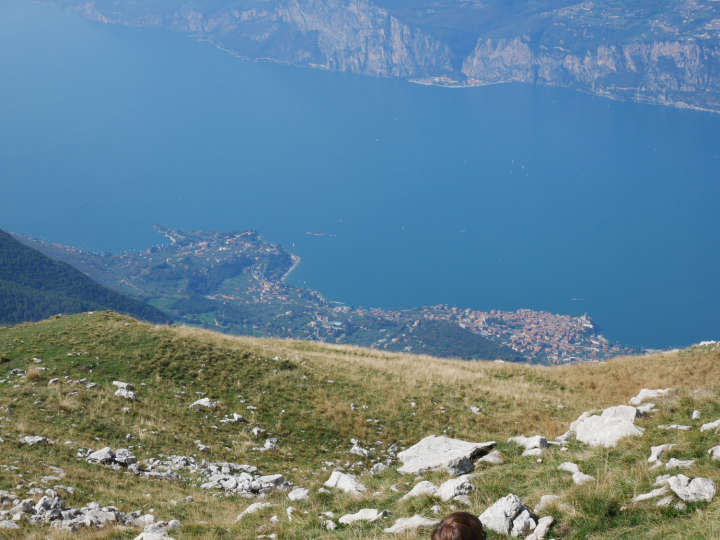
[15,228,635,364]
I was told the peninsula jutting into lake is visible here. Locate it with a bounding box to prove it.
[15,227,634,365]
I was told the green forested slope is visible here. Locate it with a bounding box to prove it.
[0,229,169,325]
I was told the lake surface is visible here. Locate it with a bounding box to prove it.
[3,0,720,349]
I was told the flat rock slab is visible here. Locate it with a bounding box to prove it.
[630,388,670,405]
[397,435,495,476]
[383,515,437,534]
[338,508,389,525]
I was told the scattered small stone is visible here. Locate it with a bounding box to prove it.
[700,418,720,432]
[288,488,309,501]
[189,398,217,410]
[236,502,274,521]
[115,389,136,401]
[19,436,51,446]
[557,462,595,485]
[338,508,390,525]
[692,410,701,420]
[648,444,675,463]
[401,481,438,500]
[477,450,504,465]
[508,435,548,456]
[665,458,694,470]
[629,388,670,406]
[632,486,669,503]
[659,424,691,431]
[323,471,366,495]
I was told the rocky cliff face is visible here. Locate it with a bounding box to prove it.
[61,0,720,112]
[462,37,720,113]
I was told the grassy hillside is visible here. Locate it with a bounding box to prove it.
[0,230,169,325]
[0,313,719,539]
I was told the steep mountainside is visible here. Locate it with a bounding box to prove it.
[0,313,719,538]
[0,229,169,325]
[14,227,632,364]
[53,0,720,112]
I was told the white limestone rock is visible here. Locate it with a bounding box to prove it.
[86,447,115,464]
[526,515,553,540]
[383,515,437,534]
[659,424,692,431]
[700,418,720,432]
[629,388,670,406]
[19,436,51,446]
[632,486,669,503]
[115,388,136,401]
[400,481,438,500]
[479,494,537,537]
[510,509,537,537]
[648,444,675,463]
[397,435,495,476]
[557,462,594,485]
[665,458,695,470]
[287,487,309,501]
[508,435,548,456]
[189,398,217,410]
[435,475,475,502]
[0,521,19,529]
[692,410,701,420]
[323,471,366,495]
[667,474,716,502]
[235,502,274,521]
[567,406,644,448]
[112,381,135,391]
[477,450,504,465]
[338,508,389,525]
[708,445,720,461]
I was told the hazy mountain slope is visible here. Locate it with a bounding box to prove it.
[0,312,719,538]
[0,229,169,325]
[54,0,720,112]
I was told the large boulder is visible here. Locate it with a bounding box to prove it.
[323,471,366,495]
[397,436,495,476]
[479,494,538,537]
[565,406,644,448]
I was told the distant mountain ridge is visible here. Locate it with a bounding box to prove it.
[53,0,720,113]
[0,229,169,325]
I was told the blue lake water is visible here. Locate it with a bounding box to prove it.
[2,0,720,349]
